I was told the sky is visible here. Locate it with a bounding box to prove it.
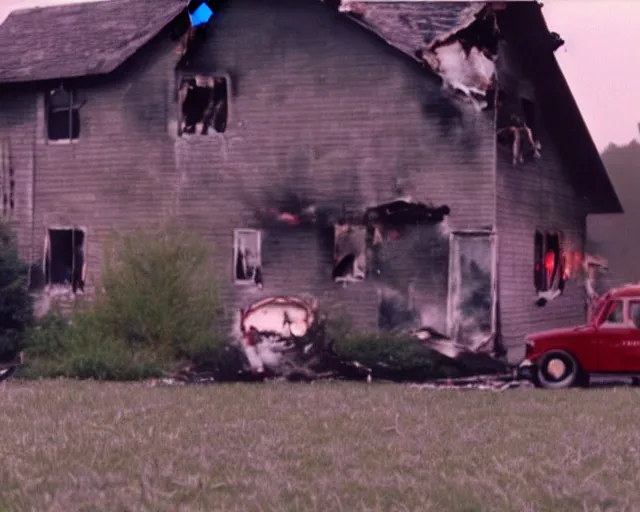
[0,0,637,152]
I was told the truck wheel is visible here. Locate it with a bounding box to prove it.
[535,350,582,389]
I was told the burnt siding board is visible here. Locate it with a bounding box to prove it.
[171,0,496,329]
[0,90,36,260]
[496,103,588,364]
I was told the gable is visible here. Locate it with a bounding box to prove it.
[495,2,622,214]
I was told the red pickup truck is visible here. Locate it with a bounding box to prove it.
[519,285,640,388]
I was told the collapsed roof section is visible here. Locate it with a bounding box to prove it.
[338,1,485,60]
[338,1,502,108]
[336,1,621,214]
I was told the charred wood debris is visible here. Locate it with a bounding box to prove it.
[159,295,525,389]
[159,319,527,390]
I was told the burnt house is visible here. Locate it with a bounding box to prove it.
[0,0,622,364]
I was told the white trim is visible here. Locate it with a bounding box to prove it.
[44,89,81,144]
[233,229,262,284]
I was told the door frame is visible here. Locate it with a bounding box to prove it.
[446,230,498,340]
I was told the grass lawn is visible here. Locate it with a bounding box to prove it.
[0,380,637,512]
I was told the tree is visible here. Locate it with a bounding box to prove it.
[0,223,33,361]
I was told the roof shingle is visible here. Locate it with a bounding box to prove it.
[340,2,484,60]
[0,0,185,84]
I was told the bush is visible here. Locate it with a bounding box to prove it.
[0,223,34,361]
[24,222,226,380]
[333,333,464,381]
[23,312,164,380]
[96,222,225,360]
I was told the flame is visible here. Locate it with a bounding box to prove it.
[561,251,586,279]
[267,207,301,226]
[277,212,300,226]
[544,251,555,272]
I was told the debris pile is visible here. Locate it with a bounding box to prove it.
[230,295,509,383]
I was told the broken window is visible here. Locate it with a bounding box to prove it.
[333,224,366,283]
[534,231,565,294]
[46,88,81,141]
[497,114,541,166]
[178,75,228,136]
[0,139,15,218]
[44,228,86,293]
[234,229,262,285]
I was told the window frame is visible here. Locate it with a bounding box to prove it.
[602,299,626,327]
[176,72,231,137]
[45,87,82,143]
[233,229,262,285]
[43,226,87,294]
[628,300,640,329]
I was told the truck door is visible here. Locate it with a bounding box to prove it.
[596,299,628,372]
[617,300,640,372]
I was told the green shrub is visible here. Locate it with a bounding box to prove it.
[23,311,165,380]
[333,333,463,381]
[0,223,34,361]
[24,222,226,381]
[96,222,225,359]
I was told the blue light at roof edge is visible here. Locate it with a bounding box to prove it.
[189,3,214,27]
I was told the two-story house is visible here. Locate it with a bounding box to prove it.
[0,0,622,364]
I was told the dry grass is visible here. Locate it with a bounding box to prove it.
[0,381,638,511]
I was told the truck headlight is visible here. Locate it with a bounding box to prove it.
[525,338,535,348]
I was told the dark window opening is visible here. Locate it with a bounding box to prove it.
[45,229,85,293]
[534,231,565,293]
[46,88,81,141]
[178,76,228,135]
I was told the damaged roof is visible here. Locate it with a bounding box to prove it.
[338,1,484,58]
[343,1,622,214]
[0,0,185,83]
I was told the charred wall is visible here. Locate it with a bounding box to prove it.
[171,0,496,335]
[495,42,588,363]
[0,0,497,334]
